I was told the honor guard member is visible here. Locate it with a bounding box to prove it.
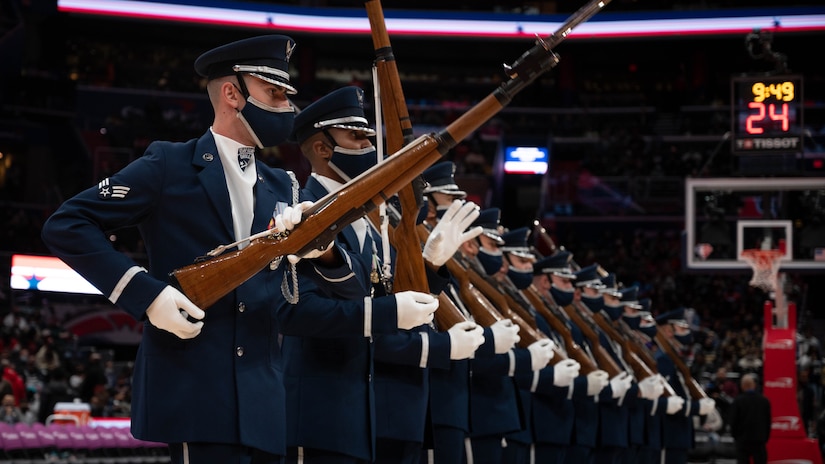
[39,35,337,464]
[566,263,611,464]
[537,253,633,464]
[622,297,670,464]
[616,286,664,464]
[281,86,444,464]
[291,87,483,464]
[421,161,471,223]
[454,215,533,464]
[527,250,607,463]
[417,163,497,464]
[496,231,584,464]
[654,309,716,464]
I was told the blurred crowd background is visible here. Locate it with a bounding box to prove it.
[0,0,824,459]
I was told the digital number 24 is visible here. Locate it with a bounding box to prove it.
[746,102,789,134]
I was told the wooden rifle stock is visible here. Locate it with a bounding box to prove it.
[170,136,442,309]
[561,303,623,378]
[443,257,505,328]
[462,265,549,351]
[589,309,657,380]
[365,0,429,296]
[414,224,472,329]
[604,317,676,396]
[169,0,611,309]
[522,286,598,375]
[655,331,708,400]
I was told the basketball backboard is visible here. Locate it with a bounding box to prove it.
[685,177,825,271]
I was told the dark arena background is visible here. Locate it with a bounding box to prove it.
[0,0,824,462]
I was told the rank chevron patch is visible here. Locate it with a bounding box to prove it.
[98,178,130,199]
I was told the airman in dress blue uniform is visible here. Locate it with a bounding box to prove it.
[654,309,716,464]
[623,297,670,464]
[497,232,582,464]
[290,89,484,464]
[40,35,332,464]
[448,223,531,464]
[418,165,511,464]
[280,86,443,464]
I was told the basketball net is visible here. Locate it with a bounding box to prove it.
[741,240,787,328]
[740,248,784,293]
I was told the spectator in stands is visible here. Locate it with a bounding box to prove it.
[799,367,818,437]
[79,352,107,404]
[1,358,26,405]
[798,325,821,361]
[737,345,764,375]
[34,333,63,373]
[37,366,75,425]
[0,393,23,424]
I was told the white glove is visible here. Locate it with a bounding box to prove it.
[490,319,521,354]
[609,371,633,399]
[146,286,205,339]
[448,321,485,360]
[638,374,665,400]
[527,339,555,371]
[552,359,580,387]
[274,201,333,264]
[275,201,312,231]
[666,396,686,414]
[586,370,609,396]
[422,200,482,266]
[395,291,438,330]
[699,397,716,415]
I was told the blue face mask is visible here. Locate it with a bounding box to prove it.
[622,313,641,330]
[550,285,575,307]
[507,266,533,290]
[580,294,603,314]
[638,323,658,339]
[675,333,693,346]
[476,248,503,276]
[601,303,623,321]
[329,146,378,181]
[238,96,295,149]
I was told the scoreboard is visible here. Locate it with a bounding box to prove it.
[731,74,804,155]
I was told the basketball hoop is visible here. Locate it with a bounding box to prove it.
[741,248,784,292]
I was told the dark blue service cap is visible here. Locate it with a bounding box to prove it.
[500,227,535,260]
[194,35,297,94]
[472,208,504,245]
[599,272,623,298]
[639,297,652,313]
[574,264,605,288]
[533,250,576,278]
[292,86,376,144]
[655,308,688,327]
[619,285,643,309]
[422,161,467,199]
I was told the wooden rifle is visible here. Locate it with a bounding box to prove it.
[364,0,468,330]
[441,248,546,350]
[654,331,708,400]
[561,302,623,378]
[521,285,598,375]
[365,0,428,294]
[589,308,658,379]
[168,0,612,309]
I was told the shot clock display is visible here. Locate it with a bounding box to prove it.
[731,74,803,155]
